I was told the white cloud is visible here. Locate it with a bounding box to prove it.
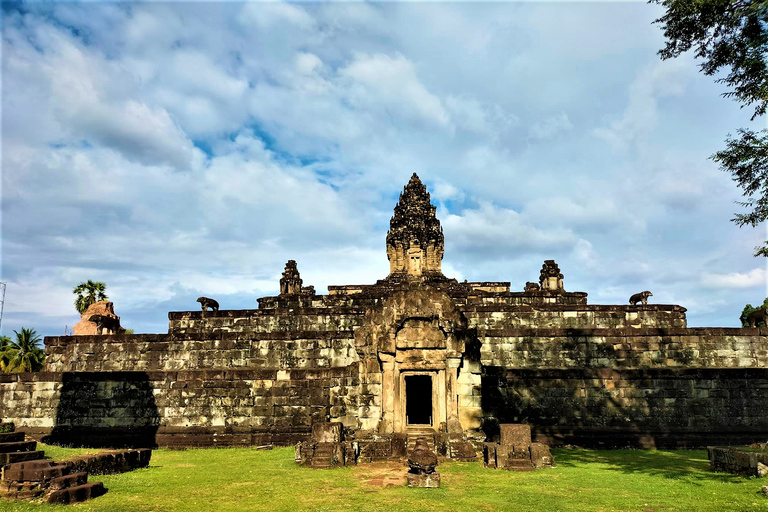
[445,95,518,137]
[702,268,768,289]
[529,112,573,140]
[443,201,577,254]
[431,181,464,203]
[593,57,692,152]
[340,53,450,127]
[1,2,762,335]
[239,2,315,31]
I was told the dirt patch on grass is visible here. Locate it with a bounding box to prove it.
[354,461,407,488]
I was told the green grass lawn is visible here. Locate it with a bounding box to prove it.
[1,446,767,512]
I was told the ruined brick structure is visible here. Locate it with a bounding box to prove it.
[1,174,767,450]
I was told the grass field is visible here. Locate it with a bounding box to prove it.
[1,446,767,512]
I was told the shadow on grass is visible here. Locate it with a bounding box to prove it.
[552,449,750,485]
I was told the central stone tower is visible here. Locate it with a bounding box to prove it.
[385,173,444,278]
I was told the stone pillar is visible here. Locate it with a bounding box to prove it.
[457,358,483,432]
[379,354,396,433]
[446,358,461,424]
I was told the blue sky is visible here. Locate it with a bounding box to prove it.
[2,1,766,337]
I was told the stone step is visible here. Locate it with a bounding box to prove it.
[0,480,42,495]
[0,451,45,465]
[0,481,44,500]
[0,440,36,454]
[2,460,58,482]
[2,464,69,484]
[47,481,106,504]
[506,459,535,471]
[49,472,88,491]
[0,432,25,444]
[406,435,436,454]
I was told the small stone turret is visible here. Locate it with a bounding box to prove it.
[539,260,564,292]
[386,173,444,278]
[279,260,303,295]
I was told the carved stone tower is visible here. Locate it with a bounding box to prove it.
[279,260,303,295]
[386,173,444,278]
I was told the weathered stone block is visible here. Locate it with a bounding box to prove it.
[530,442,555,468]
[499,424,531,449]
[407,472,440,488]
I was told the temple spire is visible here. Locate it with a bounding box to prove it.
[385,174,444,278]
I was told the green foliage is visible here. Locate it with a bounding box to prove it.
[0,335,11,372]
[124,328,135,335]
[73,280,108,314]
[652,0,768,119]
[740,296,768,326]
[0,328,45,373]
[651,0,768,256]
[713,128,768,256]
[6,447,766,512]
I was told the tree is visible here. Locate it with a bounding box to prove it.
[1,328,45,373]
[651,0,768,256]
[740,296,768,326]
[0,336,11,372]
[73,280,108,314]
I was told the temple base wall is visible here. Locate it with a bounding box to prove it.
[0,367,359,448]
[482,367,768,448]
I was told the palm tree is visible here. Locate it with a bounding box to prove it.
[2,328,45,373]
[73,280,108,314]
[0,336,11,372]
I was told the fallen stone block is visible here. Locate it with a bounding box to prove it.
[530,442,556,468]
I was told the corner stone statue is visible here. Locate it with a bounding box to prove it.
[196,297,219,312]
[87,314,124,336]
[629,291,652,306]
[743,307,768,328]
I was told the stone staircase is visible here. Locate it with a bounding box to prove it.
[0,422,106,504]
[308,443,339,469]
[406,428,436,455]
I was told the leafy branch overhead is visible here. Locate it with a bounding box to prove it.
[73,280,108,315]
[651,0,768,256]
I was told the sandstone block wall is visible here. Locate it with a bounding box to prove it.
[44,332,359,373]
[0,367,360,448]
[464,305,687,330]
[482,367,768,448]
[479,328,768,369]
[168,308,367,335]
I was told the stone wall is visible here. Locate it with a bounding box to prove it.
[4,296,767,449]
[465,305,687,329]
[168,308,367,335]
[0,367,359,448]
[482,367,768,448]
[479,328,768,369]
[44,332,359,373]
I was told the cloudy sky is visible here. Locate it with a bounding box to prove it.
[2,1,766,338]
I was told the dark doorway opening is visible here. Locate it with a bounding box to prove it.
[405,374,432,425]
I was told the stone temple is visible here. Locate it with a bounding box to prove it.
[1,174,767,452]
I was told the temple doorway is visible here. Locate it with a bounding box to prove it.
[405,374,432,426]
